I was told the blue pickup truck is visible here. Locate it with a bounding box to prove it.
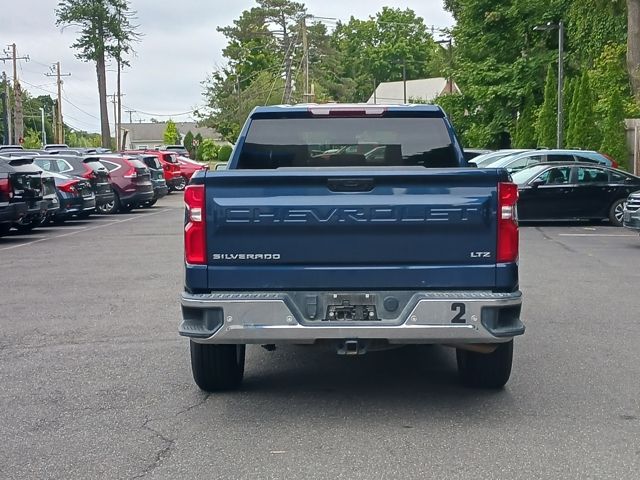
[180,104,524,391]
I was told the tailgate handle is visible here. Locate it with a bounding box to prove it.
[327,178,375,192]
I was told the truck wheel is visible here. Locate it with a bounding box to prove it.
[608,198,626,227]
[456,340,513,389]
[190,342,245,392]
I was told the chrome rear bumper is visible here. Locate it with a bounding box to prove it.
[180,291,524,345]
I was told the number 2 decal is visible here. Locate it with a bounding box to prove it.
[451,303,466,323]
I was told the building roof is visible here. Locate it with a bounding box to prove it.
[367,77,461,105]
[120,121,223,144]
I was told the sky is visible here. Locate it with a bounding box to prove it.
[2,0,453,133]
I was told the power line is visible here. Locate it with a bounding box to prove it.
[120,105,199,117]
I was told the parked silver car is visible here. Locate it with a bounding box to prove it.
[623,191,640,232]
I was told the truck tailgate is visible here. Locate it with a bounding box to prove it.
[204,168,509,290]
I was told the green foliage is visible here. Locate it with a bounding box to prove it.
[332,7,440,102]
[199,139,220,161]
[56,0,139,63]
[536,66,557,148]
[600,90,629,169]
[163,119,180,144]
[183,131,195,157]
[513,99,537,148]
[589,43,637,118]
[563,77,576,144]
[203,70,284,142]
[194,133,204,161]
[218,145,233,162]
[567,0,627,68]
[23,129,42,149]
[572,73,600,149]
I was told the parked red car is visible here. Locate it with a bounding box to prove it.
[176,156,207,182]
[94,155,154,214]
[122,150,184,191]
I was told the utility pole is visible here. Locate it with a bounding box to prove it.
[45,62,71,144]
[125,109,135,123]
[302,16,311,102]
[52,102,57,144]
[282,16,293,104]
[1,44,29,145]
[1,72,9,144]
[111,94,117,149]
[436,38,454,93]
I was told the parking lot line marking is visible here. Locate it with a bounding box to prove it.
[557,233,637,237]
[0,209,172,252]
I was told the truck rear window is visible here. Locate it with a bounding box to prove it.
[237,117,459,169]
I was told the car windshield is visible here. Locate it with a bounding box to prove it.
[237,117,459,168]
[511,165,548,184]
[473,151,524,167]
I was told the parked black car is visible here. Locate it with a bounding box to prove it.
[46,172,96,222]
[134,154,169,206]
[33,155,114,211]
[512,163,640,226]
[1,160,29,237]
[0,156,48,233]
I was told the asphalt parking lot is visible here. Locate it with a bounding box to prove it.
[1,193,639,479]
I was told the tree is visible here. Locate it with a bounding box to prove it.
[513,98,537,148]
[194,133,204,161]
[572,73,600,149]
[56,0,140,148]
[23,129,42,149]
[203,70,283,142]
[536,66,557,148]
[183,131,195,157]
[163,119,180,144]
[332,7,440,102]
[600,90,629,169]
[199,139,220,161]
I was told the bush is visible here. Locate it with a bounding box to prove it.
[199,139,219,162]
[218,145,232,162]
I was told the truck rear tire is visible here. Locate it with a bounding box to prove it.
[190,342,245,392]
[456,340,513,389]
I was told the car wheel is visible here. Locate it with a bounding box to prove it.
[456,340,513,389]
[608,198,626,227]
[96,195,119,215]
[0,224,11,237]
[190,342,245,392]
[173,176,187,192]
[15,221,36,234]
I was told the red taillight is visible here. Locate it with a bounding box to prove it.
[0,178,13,199]
[82,165,96,179]
[124,169,137,178]
[497,182,519,263]
[58,179,79,194]
[601,153,619,169]
[184,184,206,264]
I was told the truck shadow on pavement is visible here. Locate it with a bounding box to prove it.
[223,344,516,419]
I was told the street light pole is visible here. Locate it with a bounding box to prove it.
[557,21,564,149]
[534,21,565,149]
[39,107,46,147]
